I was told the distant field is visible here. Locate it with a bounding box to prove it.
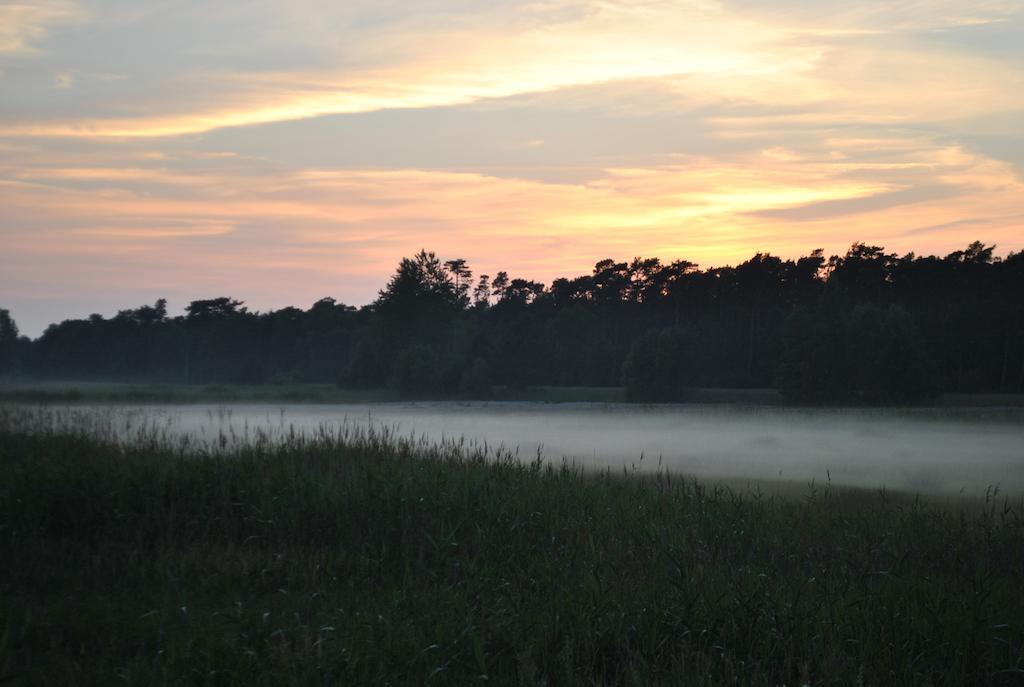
[1,406,1022,684]
[0,381,628,405]
[0,381,394,404]
[2,380,1023,407]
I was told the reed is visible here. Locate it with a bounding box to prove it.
[1,405,1022,685]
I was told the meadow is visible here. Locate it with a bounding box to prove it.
[0,382,628,406]
[1,404,1023,685]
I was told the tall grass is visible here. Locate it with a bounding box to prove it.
[1,405,1022,685]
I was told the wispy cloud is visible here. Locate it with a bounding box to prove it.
[2,0,1023,333]
[2,2,1019,145]
[3,137,1021,295]
[0,3,822,134]
[0,1,87,55]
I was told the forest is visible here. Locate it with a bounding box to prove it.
[2,241,1022,402]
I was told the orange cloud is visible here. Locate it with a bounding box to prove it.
[3,1,1021,142]
[0,0,86,55]
[3,137,1022,303]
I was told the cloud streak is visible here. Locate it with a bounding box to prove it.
[0,1,86,55]
[3,1,1020,138]
[3,137,1021,288]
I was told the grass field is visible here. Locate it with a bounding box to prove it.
[1,405,1023,685]
[3,380,1024,408]
[0,381,628,405]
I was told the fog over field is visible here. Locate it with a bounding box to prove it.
[59,402,1024,497]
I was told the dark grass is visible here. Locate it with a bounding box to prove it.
[0,382,399,405]
[0,382,627,405]
[4,381,1024,408]
[1,408,1023,685]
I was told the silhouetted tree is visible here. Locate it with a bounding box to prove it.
[776,304,847,401]
[622,326,694,401]
[827,243,897,302]
[346,332,389,388]
[444,258,473,307]
[846,304,937,402]
[460,357,492,396]
[390,344,442,393]
[377,250,459,330]
[13,241,1023,403]
[499,278,545,307]
[778,301,937,402]
[490,272,509,302]
[0,309,19,375]
[592,259,630,303]
[185,297,245,320]
[473,274,491,308]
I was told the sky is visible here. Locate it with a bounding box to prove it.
[2,0,1023,336]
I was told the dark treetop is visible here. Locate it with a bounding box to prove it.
[3,242,1023,402]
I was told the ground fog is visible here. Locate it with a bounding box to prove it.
[50,402,1024,497]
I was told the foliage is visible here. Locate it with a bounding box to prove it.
[460,356,492,396]
[622,326,694,401]
[344,330,389,388]
[0,309,19,375]
[390,344,443,393]
[9,242,1024,401]
[778,302,938,402]
[377,249,460,328]
[846,304,937,401]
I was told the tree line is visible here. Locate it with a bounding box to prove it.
[2,241,1022,402]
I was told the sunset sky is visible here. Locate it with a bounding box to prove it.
[2,0,1023,336]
